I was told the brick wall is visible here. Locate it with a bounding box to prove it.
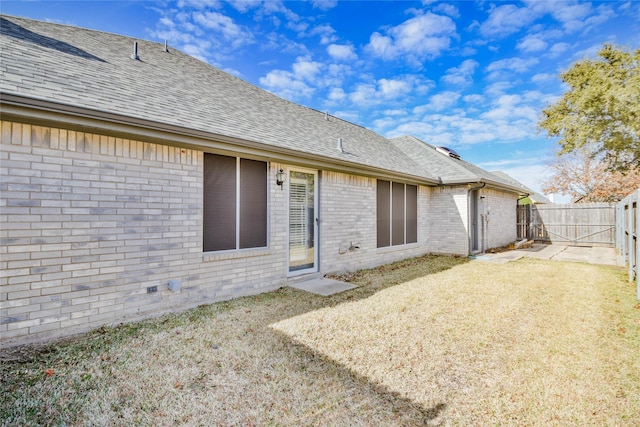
[427,186,470,255]
[0,121,287,347]
[319,171,433,275]
[1,120,520,346]
[482,188,518,249]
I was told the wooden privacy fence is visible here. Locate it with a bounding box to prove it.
[517,203,615,247]
[616,189,639,300]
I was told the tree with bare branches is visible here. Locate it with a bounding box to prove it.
[541,147,640,202]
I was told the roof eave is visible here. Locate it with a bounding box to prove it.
[1,92,439,186]
[439,176,529,195]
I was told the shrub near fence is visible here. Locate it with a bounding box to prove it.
[616,189,640,300]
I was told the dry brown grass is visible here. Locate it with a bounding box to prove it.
[2,255,639,426]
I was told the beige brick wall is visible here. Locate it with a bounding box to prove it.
[1,120,519,347]
[1,121,288,347]
[482,188,518,249]
[424,186,518,255]
[427,186,470,255]
[319,171,432,275]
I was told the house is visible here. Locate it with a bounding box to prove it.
[0,15,528,346]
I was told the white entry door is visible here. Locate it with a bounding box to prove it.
[288,169,318,274]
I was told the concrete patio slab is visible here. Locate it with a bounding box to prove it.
[473,244,621,267]
[550,245,620,266]
[518,244,568,260]
[289,277,357,296]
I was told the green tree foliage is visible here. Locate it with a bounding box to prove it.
[539,44,640,171]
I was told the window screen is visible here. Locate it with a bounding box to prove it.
[392,182,405,246]
[203,153,236,252]
[203,153,267,252]
[239,159,267,249]
[377,180,390,248]
[377,180,418,248]
[406,184,418,244]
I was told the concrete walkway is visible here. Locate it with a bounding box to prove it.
[289,277,357,296]
[473,243,621,267]
[292,244,621,297]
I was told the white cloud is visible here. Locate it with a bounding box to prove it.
[177,0,222,9]
[414,91,461,113]
[516,34,548,52]
[367,33,395,60]
[524,0,615,34]
[292,57,322,80]
[481,94,539,124]
[432,3,460,18]
[151,8,256,65]
[225,0,262,13]
[259,69,316,99]
[531,73,556,84]
[259,0,300,21]
[482,161,551,195]
[548,42,570,57]
[441,59,479,85]
[380,78,412,97]
[383,109,407,116]
[366,12,457,62]
[485,81,513,96]
[525,0,591,32]
[258,55,329,100]
[298,24,338,44]
[193,11,248,46]
[486,57,539,79]
[311,0,338,10]
[261,32,309,56]
[372,116,401,132]
[347,75,432,107]
[480,4,537,38]
[327,44,357,61]
[328,87,346,102]
[181,41,212,62]
[582,4,616,31]
[463,94,484,104]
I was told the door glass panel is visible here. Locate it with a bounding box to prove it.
[289,171,315,272]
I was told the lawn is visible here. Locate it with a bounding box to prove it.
[1,255,639,426]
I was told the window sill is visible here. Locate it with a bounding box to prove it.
[203,247,272,262]
[376,242,420,254]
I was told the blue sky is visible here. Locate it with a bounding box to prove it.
[3,1,639,198]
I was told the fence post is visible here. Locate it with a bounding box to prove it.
[615,203,623,264]
[528,204,534,240]
[636,189,640,300]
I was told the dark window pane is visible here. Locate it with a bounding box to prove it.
[406,184,417,244]
[392,182,405,246]
[377,180,390,248]
[239,159,267,249]
[203,153,236,251]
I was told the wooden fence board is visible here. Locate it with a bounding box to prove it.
[517,203,615,247]
[616,189,639,300]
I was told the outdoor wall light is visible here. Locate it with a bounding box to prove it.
[276,169,286,189]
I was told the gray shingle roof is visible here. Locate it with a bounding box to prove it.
[1,15,528,195]
[0,15,436,182]
[390,135,530,194]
